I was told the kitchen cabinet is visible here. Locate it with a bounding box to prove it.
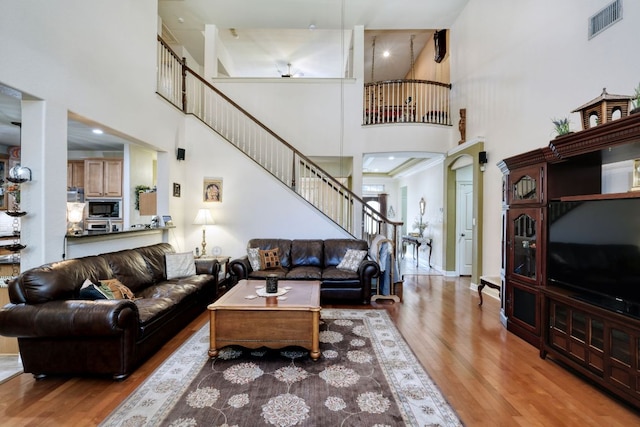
[67,160,85,189]
[84,159,122,197]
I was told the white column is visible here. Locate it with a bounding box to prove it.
[353,25,365,82]
[203,24,219,81]
[20,99,68,268]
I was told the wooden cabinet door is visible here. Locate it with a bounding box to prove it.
[84,159,122,197]
[508,164,544,205]
[507,207,543,286]
[67,161,85,189]
[506,280,541,346]
[84,160,105,197]
[103,160,122,197]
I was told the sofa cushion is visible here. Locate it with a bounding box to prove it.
[286,266,322,280]
[248,239,292,268]
[137,243,175,283]
[104,249,155,293]
[259,248,281,270]
[337,249,368,272]
[290,239,323,267]
[323,239,369,267]
[13,256,113,304]
[321,266,360,281]
[165,252,197,279]
[248,268,288,280]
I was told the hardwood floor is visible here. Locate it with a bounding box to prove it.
[1,274,639,426]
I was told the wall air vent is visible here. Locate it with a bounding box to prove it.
[589,0,622,39]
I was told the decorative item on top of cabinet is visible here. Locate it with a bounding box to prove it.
[84,159,122,197]
[571,88,634,130]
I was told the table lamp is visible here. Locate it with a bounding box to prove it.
[67,202,86,235]
[193,208,214,257]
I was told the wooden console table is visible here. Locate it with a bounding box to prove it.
[478,275,501,306]
[401,235,432,267]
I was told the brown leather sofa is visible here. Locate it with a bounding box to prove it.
[0,243,219,380]
[229,238,379,304]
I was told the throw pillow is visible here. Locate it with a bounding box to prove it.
[79,278,114,300]
[165,252,197,279]
[336,249,368,272]
[247,247,262,271]
[100,278,136,300]
[259,248,281,270]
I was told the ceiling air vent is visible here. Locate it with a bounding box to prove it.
[589,0,622,39]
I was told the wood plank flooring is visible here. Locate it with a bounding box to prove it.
[0,274,639,426]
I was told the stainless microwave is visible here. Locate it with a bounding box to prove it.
[87,199,122,219]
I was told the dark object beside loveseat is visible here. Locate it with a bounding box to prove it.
[229,238,379,304]
[0,243,219,380]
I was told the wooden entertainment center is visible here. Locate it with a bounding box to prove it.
[499,112,640,409]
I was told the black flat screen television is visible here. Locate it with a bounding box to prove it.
[547,198,640,318]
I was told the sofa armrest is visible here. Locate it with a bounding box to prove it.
[195,258,220,276]
[229,256,251,280]
[358,259,380,303]
[0,299,138,338]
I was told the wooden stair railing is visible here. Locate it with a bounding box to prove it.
[156,36,403,247]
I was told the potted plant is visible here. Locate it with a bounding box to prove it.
[552,117,571,137]
[631,82,640,114]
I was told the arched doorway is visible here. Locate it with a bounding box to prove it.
[442,142,485,286]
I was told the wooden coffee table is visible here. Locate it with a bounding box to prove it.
[207,279,321,360]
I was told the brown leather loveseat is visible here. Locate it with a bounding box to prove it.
[229,238,379,304]
[0,243,219,380]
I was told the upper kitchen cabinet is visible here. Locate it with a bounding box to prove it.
[67,160,85,189]
[84,159,122,197]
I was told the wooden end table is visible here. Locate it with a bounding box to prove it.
[207,279,321,360]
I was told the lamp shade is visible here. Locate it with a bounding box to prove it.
[67,202,86,223]
[193,208,214,226]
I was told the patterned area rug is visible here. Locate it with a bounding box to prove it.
[101,309,462,427]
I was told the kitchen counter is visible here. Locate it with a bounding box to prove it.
[66,225,175,240]
[64,226,176,260]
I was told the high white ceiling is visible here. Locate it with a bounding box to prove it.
[0,0,468,172]
[159,0,468,81]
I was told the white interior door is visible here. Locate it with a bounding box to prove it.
[456,181,473,276]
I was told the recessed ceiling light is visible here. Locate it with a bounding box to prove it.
[92,129,104,135]
[388,156,395,160]
[383,51,390,58]
[178,17,185,24]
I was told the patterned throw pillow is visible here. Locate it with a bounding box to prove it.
[247,247,262,271]
[259,248,281,270]
[165,252,197,279]
[100,278,137,300]
[336,249,368,272]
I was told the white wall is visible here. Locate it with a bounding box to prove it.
[395,161,445,270]
[450,0,640,276]
[0,2,455,266]
[181,116,349,259]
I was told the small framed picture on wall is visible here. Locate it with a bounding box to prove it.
[173,182,181,197]
[203,178,222,202]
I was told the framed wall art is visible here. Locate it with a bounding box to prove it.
[203,178,222,202]
[173,182,181,197]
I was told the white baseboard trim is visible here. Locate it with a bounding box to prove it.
[500,310,508,328]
